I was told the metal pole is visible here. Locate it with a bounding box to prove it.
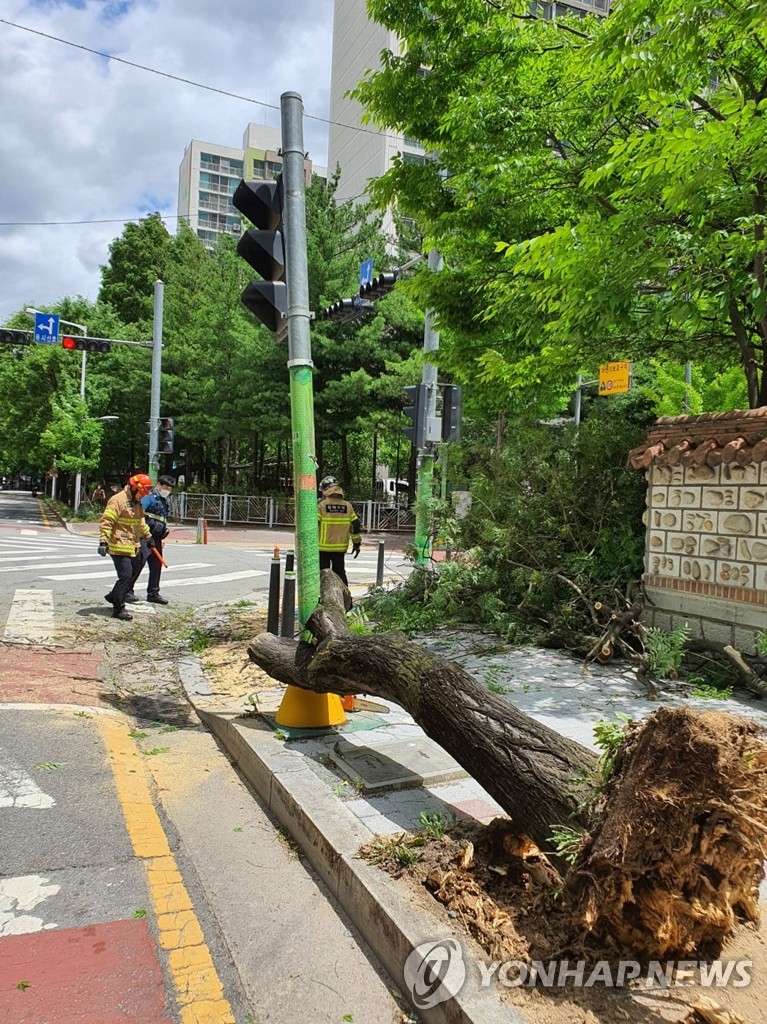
[376,539,385,589]
[684,361,692,413]
[280,571,296,638]
[275,91,344,728]
[267,547,281,634]
[371,429,378,500]
[574,373,583,428]
[414,249,442,565]
[73,337,88,513]
[148,280,164,482]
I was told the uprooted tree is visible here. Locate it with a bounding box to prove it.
[249,570,767,960]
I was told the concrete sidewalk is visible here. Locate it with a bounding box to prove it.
[178,627,767,1024]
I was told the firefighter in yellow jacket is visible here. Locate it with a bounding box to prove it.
[98,473,155,621]
[317,476,361,588]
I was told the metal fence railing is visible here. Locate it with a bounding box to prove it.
[168,492,415,533]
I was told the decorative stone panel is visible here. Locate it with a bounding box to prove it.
[629,409,767,647]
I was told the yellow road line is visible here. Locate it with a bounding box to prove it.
[96,715,235,1024]
[37,499,50,528]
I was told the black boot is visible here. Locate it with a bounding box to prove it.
[112,609,133,621]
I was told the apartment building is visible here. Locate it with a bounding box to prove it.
[178,124,327,248]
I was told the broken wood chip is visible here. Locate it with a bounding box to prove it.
[683,996,752,1024]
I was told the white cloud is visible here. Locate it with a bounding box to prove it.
[0,0,334,321]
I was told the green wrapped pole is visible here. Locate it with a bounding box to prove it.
[275,92,345,728]
[414,451,434,566]
[289,364,320,626]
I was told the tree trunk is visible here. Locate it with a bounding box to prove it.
[250,573,596,852]
[247,571,767,959]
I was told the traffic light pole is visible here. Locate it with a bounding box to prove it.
[148,280,164,483]
[73,328,88,513]
[414,249,442,565]
[275,91,344,729]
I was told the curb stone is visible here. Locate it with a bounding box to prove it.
[176,658,524,1024]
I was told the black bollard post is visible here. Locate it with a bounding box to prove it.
[376,539,385,589]
[280,571,296,638]
[285,548,295,573]
[267,546,281,635]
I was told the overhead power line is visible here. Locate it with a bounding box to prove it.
[0,18,387,140]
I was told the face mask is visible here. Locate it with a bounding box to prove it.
[158,488,172,498]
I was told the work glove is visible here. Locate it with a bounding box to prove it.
[97,541,108,557]
[146,537,157,549]
[352,544,361,559]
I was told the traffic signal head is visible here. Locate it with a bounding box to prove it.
[360,270,398,300]
[159,417,175,454]
[441,384,462,442]
[402,383,428,448]
[0,328,31,346]
[233,177,287,339]
[61,336,111,353]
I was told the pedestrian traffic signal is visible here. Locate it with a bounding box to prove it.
[232,177,287,339]
[159,417,174,454]
[402,383,428,448]
[360,271,398,301]
[0,328,31,346]
[61,336,112,353]
[441,384,462,442]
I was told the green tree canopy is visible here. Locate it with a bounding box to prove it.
[354,0,767,406]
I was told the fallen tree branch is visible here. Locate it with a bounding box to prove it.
[685,638,767,697]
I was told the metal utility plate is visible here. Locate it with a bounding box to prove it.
[330,736,468,792]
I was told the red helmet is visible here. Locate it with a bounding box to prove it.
[128,473,153,494]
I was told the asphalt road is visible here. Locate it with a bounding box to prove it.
[0,492,410,640]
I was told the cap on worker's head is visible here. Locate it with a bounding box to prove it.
[319,475,338,492]
[128,472,153,492]
[158,475,176,488]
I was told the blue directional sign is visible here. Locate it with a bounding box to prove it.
[359,259,374,288]
[34,313,60,345]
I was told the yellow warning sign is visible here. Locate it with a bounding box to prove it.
[598,361,632,395]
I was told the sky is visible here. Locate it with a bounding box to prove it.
[0,0,335,323]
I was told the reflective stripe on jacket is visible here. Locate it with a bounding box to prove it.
[318,486,361,552]
[99,485,151,556]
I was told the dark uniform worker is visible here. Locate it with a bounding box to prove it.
[98,473,155,621]
[128,474,175,605]
[317,476,361,587]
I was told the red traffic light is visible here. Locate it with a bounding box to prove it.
[61,336,112,353]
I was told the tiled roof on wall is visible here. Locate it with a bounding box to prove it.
[628,408,767,470]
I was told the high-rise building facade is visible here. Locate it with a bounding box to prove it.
[327,0,611,235]
[178,124,326,248]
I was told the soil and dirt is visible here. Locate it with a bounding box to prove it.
[361,816,767,1024]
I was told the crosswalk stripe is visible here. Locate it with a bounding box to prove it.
[0,748,56,809]
[41,562,215,581]
[0,550,50,559]
[0,559,106,574]
[0,553,97,565]
[3,589,55,644]
[160,569,267,588]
